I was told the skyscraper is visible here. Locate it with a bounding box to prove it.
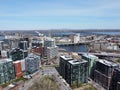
[59,55,88,86]
[94,60,118,90]
[19,41,28,50]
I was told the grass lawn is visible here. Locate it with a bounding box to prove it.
[27,75,60,90]
[74,84,96,90]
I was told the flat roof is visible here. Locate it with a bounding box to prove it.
[60,55,73,61]
[20,41,27,42]
[45,39,54,41]
[47,46,58,49]
[118,82,120,84]
[98,59,117,67]
[13,60,21,63]
[32,40,43,43]
[82,53,98,59]
[0,58,12,63]
[0,41,4,43]
[68,59,87,65]
[115,66,120,72]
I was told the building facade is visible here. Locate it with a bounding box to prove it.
[13,61,22,79]
[117,82,120,90]
[10,48,24,61]
[32,47,45,57]
[67,59,88,86]
[25,53,40,74]
[44,39,55,56]
[82,54,98,79]
[19,41,28,50]
[59,55,73,79]
[73,33,80,43]
[46,46,58,59]
[111,67,120,90]
[94,60,118,90]
[32,40,43,47]
[59,55,88,86]
[0,59,15,85]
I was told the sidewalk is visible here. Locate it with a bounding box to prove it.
[3,70,41,90]
[19,70,41,90]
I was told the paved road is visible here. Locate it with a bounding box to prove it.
[19,71,42,90]
[52,74,72,90]
[18,67,72,90]
[42,67,72,90]
[88,78,105,90]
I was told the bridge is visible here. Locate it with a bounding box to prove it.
[56,41,89,46]
[56,36,105,46]
[78,52,120,58]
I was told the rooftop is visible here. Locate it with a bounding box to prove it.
[0,58,12,63]
[32,40,43,43]
[20,41,27,43]
[68,59,87,65]
[98,59,117,67]
[47,46,58,49]
[45,38,54,41]
[13,60,21,63]
[0,41,4,43]
[26,53,39,59]
[83,53,98,59]
[60,55,73,61]
[118,82,120,84]
[115,66,120,72]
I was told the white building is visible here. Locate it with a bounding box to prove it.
[47,46,58,59]
[44,38,56,56]
[44,38,55,47]
[74,33,80,43]
[70,33,80,43]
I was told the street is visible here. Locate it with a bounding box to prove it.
[18,67,72,90]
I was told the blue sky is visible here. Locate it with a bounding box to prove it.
[0,0,120,30]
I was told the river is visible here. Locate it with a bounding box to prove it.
[58,44,88,52]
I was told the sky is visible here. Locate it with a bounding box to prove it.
[0,0,120,30]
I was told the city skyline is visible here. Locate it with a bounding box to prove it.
[0,0,120,30]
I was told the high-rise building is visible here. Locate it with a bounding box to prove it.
[0,41,4,50]
[117,82,120,90]
[94,60,118,90]
[111,67,120,90]
[73,33,80,43]
[59,55,88,86]
[13,61,22,79]
[70,34,80,43]
[32,40,43,47]
[10,39,19,49]
[0,50,8,58]
[67,59,88,86]
[19,41,28,50]
[32,47,45,57]
[44,39,55,47]
[0,59,15,84]
[59,55,73,79]
[46,46,58,59]
[10,48,24,61]
[23,38,29,48]
[44,38,57,58]
[81,54,98,79]
[25,53,40,74]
